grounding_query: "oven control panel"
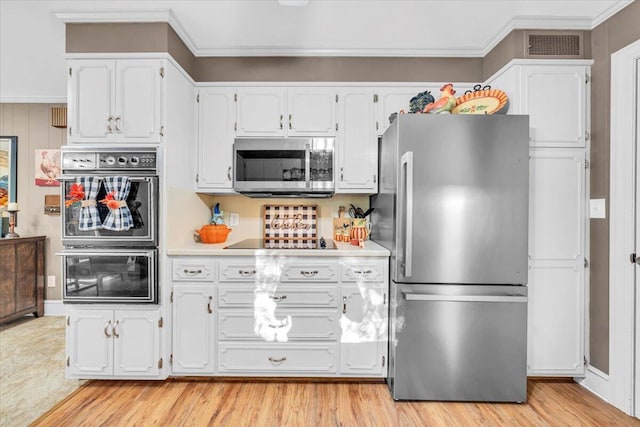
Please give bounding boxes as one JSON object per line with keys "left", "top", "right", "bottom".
{"left": 62, "top": 151, "right": 157, "bottom": 171}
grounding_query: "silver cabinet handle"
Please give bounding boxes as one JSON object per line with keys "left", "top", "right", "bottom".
{"left": 104, "top": 320, "right": 112, "bottom": 338}
{"left": 227, "top": 166, "right": 232, "bottom": 181}
{"left": 207, "top": 296, "right": 213, "bottom": 314}
{"left": 401, "top": 151, "right": 414, "bottom": 277}
{"left": 239, "top": 269, "right": 256, "bottom": 276}
{"left": 270, "top": 295, "right": 287, "bottom": 302}
{"left": 300, "top": 270, "right": 318, "bottom": 277}
{"left": 289, "top": 113, "right": 292, "bottom": 129}
{"left": 115, "top": 116, "right": 122, "bottom": 133}
{"left": 268, "top": 356, "right": 287, "bottom": 363}
{"left": 268, "top": 318, "right": 289, "bottom": 329}
{"left": 107, "top": 116, "right": 114, "bottom": 133}
{"left": 183, "top": 268, "right": 202, "bottom": 275}
{"left": 340, "top": 167, "right": 344, "bottom": 181}
{"left": 112, "top": 320, "right": 120, "bottom": 338}
{"left": 402, "top": 292, "right": 528, "bottom": 303}
{"left": 353, "top": 269, "right": 372, "bottom": 275}
{"left": 280, "top": 114, "right": 283, "bottom": 130}
{"left": 342, "top": 296, "right": 347, "bottom": 314}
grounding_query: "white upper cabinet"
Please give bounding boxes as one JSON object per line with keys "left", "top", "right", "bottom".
{"left": 336, "top": 88, "right": 378, "bottom": 193}
{"left": 521, "top": 65, "right": 589, "bottom": 147}
{"left": 236, "top": 88, "right": 286, "bottom": 137}
{"left": 376, "top": 86, "right": 436, "bottom": 136}
{"left": 287, "top": 88, "right": 337, "bottom": 136}
{"left": 68, "top": 58, "right": 164, "bottom": 144}
{"left": 236, "top": 87, "right": 337, "bottom": 137}
{"left": 197, "top": 88, "right": 236, "bottom": 192}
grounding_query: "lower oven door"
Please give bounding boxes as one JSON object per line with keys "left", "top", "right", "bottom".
{"left": 60, "top": 249, "right": 157, "bottom": 304}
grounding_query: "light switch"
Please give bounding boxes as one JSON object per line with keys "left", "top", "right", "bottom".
{"left": 229, "top": 212, "right": 240, "bottom": 226}
{"left": 47, "top": 275, "right": 56, "bottom": 288}
{"left": 590, "top": 199, "right": 606, "bottom": 219}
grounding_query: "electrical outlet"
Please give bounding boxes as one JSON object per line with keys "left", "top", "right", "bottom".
{"left": 229, "top": 213, "right": 240, "bottom": 227}
{"left": 589, "top": 199, "right": 606, "bottom": 219}
{"left": 47, "top": 275, "right": 56, "bottom": 288}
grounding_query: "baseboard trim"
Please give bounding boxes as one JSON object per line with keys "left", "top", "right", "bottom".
{"left": 44, "top": 300, "right": 65, "bottom": 316}
{"left": 576, "top": 365, "right": 610, "bottom": 402}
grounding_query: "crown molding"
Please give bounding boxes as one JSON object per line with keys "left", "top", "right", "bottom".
{"left": 53, "top": 3, "right": 635, "bottom": 59}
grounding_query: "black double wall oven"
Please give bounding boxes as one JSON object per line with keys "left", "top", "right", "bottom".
{"left": 60, "top": 147, "right": 158, "bottom": 304}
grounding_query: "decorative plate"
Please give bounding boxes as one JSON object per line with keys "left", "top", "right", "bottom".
{"left": 452, "top": 89, "right": 508, "bottom": 115}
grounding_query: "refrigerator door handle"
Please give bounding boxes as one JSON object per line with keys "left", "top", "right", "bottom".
{"left": 402, "top": 292, "right": 528, "bottom": 303}
{"left": 401, "top": 151, "right": 414, "bottom": 277}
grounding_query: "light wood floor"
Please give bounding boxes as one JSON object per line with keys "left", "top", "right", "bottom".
{"left": 32, "top": 378, "right": 639, "bottom": 427}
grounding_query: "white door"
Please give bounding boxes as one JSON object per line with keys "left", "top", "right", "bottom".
{"left": 197, "top": 88, "right": 236, "bottom": 191}
{"left": 172, "top": 286, "right": 216, "bottom": 374}
{"left": 115, "top": 59, "right": 163, "bottom": 143}
{"left": 287, "top": 88, "right": 337, "bottom": 136}
{"left": 112, "top": 310, "right": 161, "bottom": 377}
{"left": 68, "top": 59, "right": 116, "bottom": 143}
{"left": 527, "top": 149, "right": 586, "bottom": 376}
{"left": 236, "top": 87, "right": 286, "bottom": 137}
{"left": 336, "top": 88, "right": 377, "bottom": 193}
{"left": 522, "top": 65, "right": 588, "bottom": 147}
{"left": 339, "top": 285, "right": 387, "bottom": 376}
{"left": 635, "top": 57, "right": 640, "bottom": 418}
{"left": 67, "top": 309, "right": 113, "bottom": 377}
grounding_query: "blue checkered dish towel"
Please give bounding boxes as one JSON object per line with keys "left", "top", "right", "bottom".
{"left": 78, "top": 176, "right": 102, "bottom": 231}
{"left": 102, "top": 176, "right": 133, "bottom": 231}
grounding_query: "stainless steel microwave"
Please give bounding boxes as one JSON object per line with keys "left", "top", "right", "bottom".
{"left": 233, "top": 138, "right": 334, "bottom": 197}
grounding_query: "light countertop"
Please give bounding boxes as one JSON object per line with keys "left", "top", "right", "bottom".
{"left": 166, "top": 239, "right": 390, "bottom": 257}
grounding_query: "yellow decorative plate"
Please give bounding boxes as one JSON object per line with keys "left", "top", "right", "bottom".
{"left": 452, "top": 89, "right": 508, "bottom": 115}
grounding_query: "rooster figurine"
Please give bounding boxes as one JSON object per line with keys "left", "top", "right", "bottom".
{"left": 423, "top": 83, "right": 457, "bottom": 114}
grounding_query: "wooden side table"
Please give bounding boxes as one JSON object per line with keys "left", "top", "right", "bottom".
{"left": 0, "top": 236, "right": 46, "bottom": 325}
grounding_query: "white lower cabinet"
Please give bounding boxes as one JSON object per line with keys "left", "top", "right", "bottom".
{"left": 66, "top": 308, "right": 161, "bottom": 378}
{"left": 172, "top": 285, "right": 216, "bottom": 375}
{"left": 169, "top": 255, "right": 389, "bottom": 378}
{"left": 340, "top": 285, "right": 388, "bottom": 376}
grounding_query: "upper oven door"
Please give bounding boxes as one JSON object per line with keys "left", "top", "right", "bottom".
{"left": 60, "top": 175, "right": 158, "bottom": 246}
{"left": 233, "top": 138, "right": 334, "bottom": 193}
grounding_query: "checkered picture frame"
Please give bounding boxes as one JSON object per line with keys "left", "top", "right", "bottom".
{"left": 263, "top": 205, "right": 318, "bottom": 242}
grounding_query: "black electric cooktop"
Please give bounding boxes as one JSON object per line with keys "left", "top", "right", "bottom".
{"left": 224, "top": 238, "right": 337, "bottom": 250}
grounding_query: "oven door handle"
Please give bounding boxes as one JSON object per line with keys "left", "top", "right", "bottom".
{"left": 57, "top": 249, "right": 157, "bottom": 257}
{"left": 59, "top": 175, "right": 154, "bottom": 182}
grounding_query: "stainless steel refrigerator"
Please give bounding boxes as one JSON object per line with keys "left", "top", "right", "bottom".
{"left": 371, "top": 114, "right": 529, "bottom": 402}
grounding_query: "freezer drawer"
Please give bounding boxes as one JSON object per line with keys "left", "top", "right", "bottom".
{"left": 389, "top": 283, "right": 527, "bottom": 402}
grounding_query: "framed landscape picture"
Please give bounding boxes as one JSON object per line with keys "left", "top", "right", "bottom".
{"left": 0, "top": 136, "right": 17, "bottom": 209}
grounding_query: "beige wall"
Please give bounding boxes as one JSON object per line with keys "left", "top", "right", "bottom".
{"left": 588, "top": 0, "right": 640, "bottom": 373}
{"left": 0, "top": 104, "right": 66, "bottom": 300}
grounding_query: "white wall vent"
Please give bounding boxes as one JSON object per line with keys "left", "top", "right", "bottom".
{"left": 524, "top": 31, "right": 583, "bottom": 58}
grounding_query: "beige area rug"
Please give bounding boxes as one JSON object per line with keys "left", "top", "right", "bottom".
{"left": 0, "top": 316, "right": 85, "bottom": 426}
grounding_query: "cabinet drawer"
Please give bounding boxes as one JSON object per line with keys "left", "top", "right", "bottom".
{"left": 341, "top": 262, "right": 386, "bottom": 282}
{"left": 218, "top": 309, "right": 337, "bottom": 341}
{"left": 218, "top": 343, "right": 337, "bottom": 373}
{"left": 172, "top": 259, "right": 215, "bottom": 282}
{"left": 281, "top": 262, "right": 338, "bottom": 282}
{"left": 218, "top": 260, "right": 258, "bottom": 282}
{"left": 218, "top": 285, "right": 337, "bottom": 308}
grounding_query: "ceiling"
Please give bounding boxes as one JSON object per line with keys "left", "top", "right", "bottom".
{"left": 53, "top": 0, "right": 632, "bottom": 57}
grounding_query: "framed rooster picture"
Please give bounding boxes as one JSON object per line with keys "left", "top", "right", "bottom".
{"left": 35, "top": 149, "right": 61, "bottom": 186}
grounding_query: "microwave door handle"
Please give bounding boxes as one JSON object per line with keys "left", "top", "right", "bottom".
{"left": 305, "top": 143, "right": 311, "bottom": 189}
{"left": 400, "top": 151, "right": 414, "bottom": 278}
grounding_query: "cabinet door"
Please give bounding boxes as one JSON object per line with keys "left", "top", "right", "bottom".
{"left": 172, "top": 286, "right": 216, "bottom": 374}
{"left": 376, "top": 87, "right": 435, "bottom": 136}
{"left": 115, "top": 59, "right": 163, "bottom": 143}
{"left": 522, "top": 66, "right": 588, "bottom": 147}
{"left": 527, "top": 149, "right": 585, "bottom": 376}
{"left": 68, "top": 59, "right": 116, "bottom": 143}
{"left": 67, "top": 309, "right": 113, "bottom": 377}
{"left": 336, "top": 88, "right": 378, "bottom": 192}
{"left": 339, "top": 285, "right": 388, "bottom": 376}
{"left": 197, "top": 88, "right": 236, "bottom": 191}
{"left": 113, "top": 310, "right": 161, "bottom": 377}
{"left": 287, "top": 88, "right": 337, "bottom": 136}
{"left": 236, "top": 88, "right": 286, "bottom": 136}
